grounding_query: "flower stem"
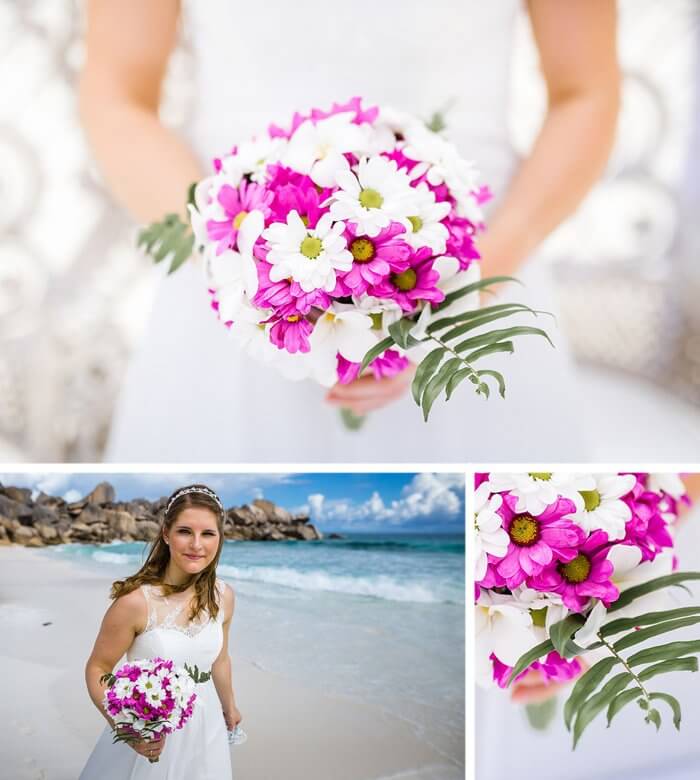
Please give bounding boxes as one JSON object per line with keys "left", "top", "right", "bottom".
{"left": 597, "top": 632, "right": 652, "bottom": 708}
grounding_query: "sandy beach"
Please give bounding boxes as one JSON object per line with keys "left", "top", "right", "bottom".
{"left": 0, "top": 545, "right": 463, "bottom": 780}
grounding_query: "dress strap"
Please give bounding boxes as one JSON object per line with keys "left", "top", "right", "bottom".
{"left": 141, "top": 584, "right": 157, "bottom": 632}
{"left": 214, "top": 578, "right": 227, "bottom": 623}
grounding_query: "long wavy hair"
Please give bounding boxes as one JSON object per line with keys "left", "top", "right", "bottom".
{"left": 110, "top": 484, "right": 226, "bottom": 622}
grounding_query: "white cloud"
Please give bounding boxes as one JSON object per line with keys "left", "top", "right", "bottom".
{"left": 305, "top": 473, "right": 463, "bottom": 529}
{"left": 308, "top": 493, "right": 325, "bottom": 516}
{"left": 63, "top": 489, "right": 83, "bottom": 503}
{"left": 0, "top": 473, "right": 73, "bottom": 498}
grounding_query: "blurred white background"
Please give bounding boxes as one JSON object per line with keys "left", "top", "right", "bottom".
{"left": 1, "top": 1, "right": 700, "bottom": 461}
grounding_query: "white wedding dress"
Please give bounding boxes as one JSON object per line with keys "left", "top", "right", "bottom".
{"left": 79, "top": 582, "right": 232, "bottom": 780}
{"left": 105, "top": 0, "right": 589, "bottom": 463}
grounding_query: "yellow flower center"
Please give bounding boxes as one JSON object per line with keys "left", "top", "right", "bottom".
{"left": 560, "top": 553, "right": 591, "bottom": 584}
{"left": 580, "top": 489, "right": 601, "bottom": 512}
{"left": 529, "top": 472, "right": 553, "bottom": 481}
{"left": 408, "top": 215, "right": 423, "bottom": 233}
{"left": 300, "top": 236, "right": 323, "bottom": 260}
{"left": 286, "top": 315, "right": 301, "bottom": 323}
{"left": 392, "top": 268, "right": 417, "bottom": 291}
{"left": 359, "top": 188, "right": 384, "bottom": 209}
{"left": 530, "top": 607, "right": 547, "bottom": 628}
{"left": 509, "top": 514, "right": 539, "bottom": 546}
{"left": 232, "top": 210, "right": 248, "bottom": 230}
{"left": 350, "top": 238, "right": 376, "bottom": 263}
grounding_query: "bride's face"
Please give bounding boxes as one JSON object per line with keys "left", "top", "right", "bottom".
{"left": 164, "top": 507, "right": 221, "bottom": 575}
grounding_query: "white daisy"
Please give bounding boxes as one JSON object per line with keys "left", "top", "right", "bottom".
{"left": 486, "top": 472, "right": 596, "bottom": 516}
{"left": 565, "top": 473, "right": 637, "bottom": 540}
{"left": 402, "top": 122, "right": 483, "bottom": 222}
{"left": 307, "top": 306, "right": 378, "bottom": 387}
{"left": 222, "top": 135, "right": 287, "bottom": 184}
{"left": 205, "top": 210, "right": 264, "bottom": 321}
{"left": 475, "top": 592, "right": 540, "bottom": 685}
{"left": 329, "top": 155, "right": 419, "bottom": 237}
{"left": 263, "top": 211, "right": 352, "bottom": 293}
{"left": 403, "top": 182, "right": 450, "bottom": 254}
{"left": 282, "top": 112, "right": 370, "bottom": 188}
{"left": 474, "top": 483, "right": 508, "bottom": 581}
{"left": 648, "top": 473, "right": 686, "bottom": 499}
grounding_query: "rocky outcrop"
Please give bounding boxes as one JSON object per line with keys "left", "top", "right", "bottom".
{"left": 0, "top": 483, "right": 322, "bottom": 547}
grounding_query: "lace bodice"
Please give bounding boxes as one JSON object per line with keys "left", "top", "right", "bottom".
{"left": 126, "top": 579, "right": 227, "bottom": 670}
{"left": 141, "top": 581, "right": 225, "bottom": 638}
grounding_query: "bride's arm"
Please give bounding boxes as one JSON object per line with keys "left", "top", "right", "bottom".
{"left": 479, "top": 0, "right": 620, "bottom": 276}
{"left": 211, "top": 584, "right": 242, "bottom": 728}
{"left": 79, "top": 0, "right": 203, "bottom": 223}
{"left": 83, "top": 589, "right": 166, "bottom": 759}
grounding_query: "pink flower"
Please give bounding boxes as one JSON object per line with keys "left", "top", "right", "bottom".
{"left": 336, "top": 349, "right": 410, "bottom": 384}
{"left": 206, "top": 180, "right": 273, "bottom": 255}
{"left": 268, "top": 111, "right": 308, "bottom": 140}
{"left": 336, "top": 222, "right": 411, "bottom": 295}
{"left": 530, "top": 529, "right": 619, "bottom": 613}
{"left": 254, "top": 261, "right": 330, "bottom": 316}
{"left": 269, "top": 314, "right": 313, "bottom": 354}
{"left": 369, "top": 248, "right": 445, "bottom": 313}
{"left": 444, "top": 214, "right": 481, "bottom": 269}
{"left": 310, "top": 96, "right": 379, "bottom": 126}
{"left": 267, "top": 98, "right": 378, "bottom": 139}
{"left": 473, "top": 185, "right": 493, "bottom": 205}
{"left": 622, "top": 474, "right": 675, "bottom": 562}
{"left": 475, "top": 473, "right": 490, "bottom": 490}
{"left": 493, "top": 494, "right": 584, "bottom": 590}
{"left": 267, "top": 170, "right": 331, "bottom": 229}
{"left": 491, "top": 651, "right": 582, "bottom": 689}
{"left": 382, "top": 147, "right": 427, "bottom": 178}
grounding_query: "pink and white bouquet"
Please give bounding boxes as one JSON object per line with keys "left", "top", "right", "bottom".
{"left": 139, "top": 98, "right": 550, "bottom": 424}
{"left": 475, "top": 472, "right": 700, "bottom": 745}
{"left": 101, "top": 657, "right": 206, "bottom": 762}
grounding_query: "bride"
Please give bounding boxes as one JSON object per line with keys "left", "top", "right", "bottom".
{"left": 79, "top": 0, "right": 619, "bottom": 463}
{"left": 80, "top": 484, "right": 241, "bottom": 778}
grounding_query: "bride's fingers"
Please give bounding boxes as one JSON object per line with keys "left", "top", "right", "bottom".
{"left": 327, "top": 386, "right": 407, "bottom": 413}
{"left": 327, "top": 372, "right": 412, "bottom": 403}
{"left": 511, "top": 681, "right": 563, "bottom": 704}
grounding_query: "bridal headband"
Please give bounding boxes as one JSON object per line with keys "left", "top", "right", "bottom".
{"left": 165, "top": 486, "right": 225, "bottom": 518}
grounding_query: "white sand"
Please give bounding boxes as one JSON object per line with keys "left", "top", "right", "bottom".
{"left": 0, "top": 546, "right": 462, "bottom": 780}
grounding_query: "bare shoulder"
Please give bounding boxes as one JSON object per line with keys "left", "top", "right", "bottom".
{"left": 108, "top": 587, "right": 148, "bottom": 633}
{"left": 218, "top": 580, "right": 235, "bottom": 622}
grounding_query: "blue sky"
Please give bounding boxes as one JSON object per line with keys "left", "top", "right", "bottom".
{"left": 0, "top": 472, "right": 465, "bottom": 533}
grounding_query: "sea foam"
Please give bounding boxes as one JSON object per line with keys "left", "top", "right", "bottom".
{"left": 217, "top": 564, "right": 445, "bottom": 603}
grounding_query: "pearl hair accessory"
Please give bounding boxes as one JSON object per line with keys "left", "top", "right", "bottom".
{"left": 166, "top": 486, "right": 225, "bottom": 518}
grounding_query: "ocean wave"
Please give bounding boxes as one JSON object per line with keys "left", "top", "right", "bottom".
{"left": 329, "top": 540, "right": 464, "bottom": 554}
{"left": 217, "top": 565, "right": 454, "bottom": 603}
{"left": 92, "top": 551, "right": 139, "bottom": 565}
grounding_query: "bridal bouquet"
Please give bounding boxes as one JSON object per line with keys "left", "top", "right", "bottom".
{"left": 139, "top": 97, "right": 550, "bottom": 424}
{"left": 101, "top": 657, "right": 208, "bottom": 762}
{"left": 475, "top": 472, "right": 700, "bottom": 746}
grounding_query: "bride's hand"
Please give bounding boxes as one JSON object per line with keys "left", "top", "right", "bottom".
{"left": 223, "top": 705, "right": 242, "bottom": 730}
{"left": 325, "top": 366, "right": 415, "bottom": 415}
{"left": 127, "top": 733, "right": 166, "bottom": 760}
{"left": 510, "top": 659, "right": 588, "bottom": 704}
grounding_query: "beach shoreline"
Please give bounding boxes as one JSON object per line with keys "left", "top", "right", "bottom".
{"left": 0, "top": 545, "right": 463, "bottom": 780}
